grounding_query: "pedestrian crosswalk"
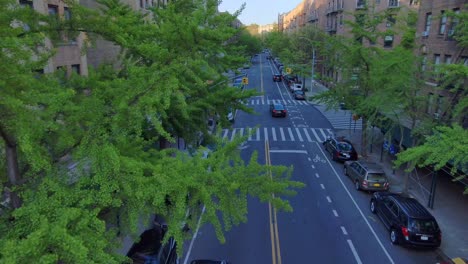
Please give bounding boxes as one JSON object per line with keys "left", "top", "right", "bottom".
{"left": 220, "top": 127, "right": 334, "bottom": 143}
{"left": 314, "top": 104, "right": 363, "bottom": 130}
{"left": 243, "top": 99, "right": 310, "bottom": 106}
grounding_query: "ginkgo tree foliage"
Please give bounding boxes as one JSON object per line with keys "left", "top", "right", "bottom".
{"left": 0, "top": 0, "right": 304, "bottom": 262}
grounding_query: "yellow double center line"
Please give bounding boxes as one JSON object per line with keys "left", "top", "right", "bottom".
{"left": 265, "top": 140, "right": 282, "bottom": 264}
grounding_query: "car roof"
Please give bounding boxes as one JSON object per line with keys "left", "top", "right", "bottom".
{"left": 388, "top": 193, "right": 436, "bottom": 219}
{"left": 356, "top": 161, "right": 384, "bottom": 173}
{"left": 272, "top": 103, "right": 284, "bottom": 108}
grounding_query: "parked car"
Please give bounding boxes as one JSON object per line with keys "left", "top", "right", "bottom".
{"left": 370, "top": 192, "right": 442, "bottom": 248}
{"left": 269, "top": 103, "right": 287, "bottom": 117}
{"left": 293, "top": 90, "right": 306, "bottom": 100}
{"left": 323, "top": 137, "right": 358, "bottom": 161}
{"left": 232, "top": 78, "right": 244, "bottom": 90}
{"left": 344, "top": 161, "right": 389, "bottom": 191}
{"left": 290, "top": 83, "right": 303, "bottom": 93}
{"left": 273, "top": 74, "right": 282, "bottom": 82}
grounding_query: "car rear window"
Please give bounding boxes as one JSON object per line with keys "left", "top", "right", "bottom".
{"left": 338, "top": 142, "right": 352, "bottom": 151}
{"left": 409, "top": 219, "right": 439, "bottom": 232}
{"left": 274, "top": 104, "right": 285, "bottom": 110}
{"left": 295, "top": 91, "right": 304, "bottom": 95}
{"left": 367, "top": 173, "right": 387, "bottom": 181}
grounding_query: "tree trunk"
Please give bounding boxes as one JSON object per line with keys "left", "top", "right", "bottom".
{"left": 0, "top": 125, "right": 22, "bottom": 209}
{"left": 361, "top": 117, "right": 368, "bottom": 158}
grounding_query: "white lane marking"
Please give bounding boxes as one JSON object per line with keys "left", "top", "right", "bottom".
{"left": 311, "top": 165, "right": 315, "bottom": 169}
{"left": 295, "top": 128, "right": 304, "bottom": 142}
{"left": 319, "top": 128, "right": 328, "bottom": 140}
{"left": 262, "top": 99, "right": 265, "bottom": 105}
{"left": 333, "top": 210, "right": 339, "bottom": 217}
{"left": 264, "top": 127, "right": 268, "bottom": 142}
{"left": 230, "top": 128, "right": 237, "bottom": 141}
{"left": 222, "top": 129, "right": 228, "bottom": 139}
{"left": 280, "top": 127, "right": 285, "bottom": 141}
{"left": 256, "top": 99, "right": 260, "bottom": 105}
{"left": 326, "top": 196, "right": 332, "bottom": 203}
{"left": 287, "top": 127, "right": 295, "bottom": 141}
{"left": 248, "top": 128, "right": 253, "bottom": 141}
{"left": 256, "top": 128, "right": 260, "bottom": 141}
{"left": 315, "top": 141, "right": 395, "bottom": 264}
{"left": 269, "top": 150, "right": 308, "bottom": 154}
{"left": 308, "top": 157, "right": 311, "bottom": 161}
{"left": 267, "top": 99, "right": 271, "bottom": 104}
{"left": 315, "top": 173, "right": 319, "bottom": 178}
{"left": 311, "top": 128, "right": 321, "bottom": 142}
{"left": 183, "top": 206, "right": 206, "bottom": 264}
{"left": 239, "top": 128, "right": 244, "bottom": 137}
{"left": 341, "top": 226, "right": 348, "bottom": 235}
{"left": 320, "top": 184, "right": 325, "bottom": 190}
{"left": 272, "top": 127, "right": 277, "bottom": 141}
{"left": 303, "top": 128, "right": 312, "bottom": 142}
{"left": 347, "top": 239, "right": 363, "bottom": 264}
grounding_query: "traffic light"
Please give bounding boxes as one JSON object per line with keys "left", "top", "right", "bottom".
{"left": 242, "top": 77, "right": 248, "bottom": 85}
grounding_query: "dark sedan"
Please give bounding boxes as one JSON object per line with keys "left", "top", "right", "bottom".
{"left": 323, "top": 137, "right": 358, "bottom": 162}
{"left": 273, "top": 74, "right": 282, "bottom": 82}
{"left": 269, "top": 103, "right": 287, "bottom": 117}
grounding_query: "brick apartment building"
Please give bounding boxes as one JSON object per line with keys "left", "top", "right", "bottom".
{"left": 19, "top": 0, "right": 89, "bottom": 76}
{"left": 279, "top": 0, "right": 467, "bottom": 128}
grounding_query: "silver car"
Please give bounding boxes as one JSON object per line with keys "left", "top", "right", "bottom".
{"left": 344, "top": 161, "right": 389, "bottom": 191}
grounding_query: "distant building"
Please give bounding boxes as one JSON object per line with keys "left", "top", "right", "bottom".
{"left": 19, "top": 0, "right": 88, "bottom": 76}
{"left": 258, "top": 24, "right": 276, "bottom": 34}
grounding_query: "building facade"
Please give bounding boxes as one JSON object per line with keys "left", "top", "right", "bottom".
{"left": 20, "top": 0, "right": 88, "bottom": 76}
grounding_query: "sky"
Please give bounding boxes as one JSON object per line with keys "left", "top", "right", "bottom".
{"left": 218, "top": 0, "right": 303, "bottom": 26}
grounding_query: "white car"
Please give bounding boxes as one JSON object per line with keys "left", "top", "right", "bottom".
{"left": 290, "top": 83, "right": 303, "bottom": 93}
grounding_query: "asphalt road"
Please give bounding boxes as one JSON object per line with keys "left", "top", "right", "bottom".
{"left": 182, "top": 53, "right": 442, "bottom": 264}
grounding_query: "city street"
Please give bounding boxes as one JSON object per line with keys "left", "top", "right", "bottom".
{"left": 183, "top": 53, "right": 442, "bottom": 264}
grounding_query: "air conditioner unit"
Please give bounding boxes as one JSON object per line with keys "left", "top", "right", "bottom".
{"left": 433, "top": 112, "right": 440, "bottom": 119}
{"left": 422, "top": 31, "right": 429, "bottom": 37}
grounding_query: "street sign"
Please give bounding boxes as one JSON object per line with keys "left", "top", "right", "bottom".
{"left": 286, "top": 67, "right": 292, "bottom": 74}
{"left": 352, "top": 114, "right": 360, "bottom": 121}
{"left": 242, "top": 77, "right": 248, "bottom": 85}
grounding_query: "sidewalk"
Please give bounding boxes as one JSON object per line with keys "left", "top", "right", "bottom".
{"left": 304, "top": 78, "right": 468, "bottom": 262}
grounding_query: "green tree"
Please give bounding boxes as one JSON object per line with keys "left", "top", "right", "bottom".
{"left": 0, "top": 0, "right": 304, "bottom": 262}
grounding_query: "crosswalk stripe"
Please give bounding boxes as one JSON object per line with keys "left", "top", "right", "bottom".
{"left": 319, "top": 128, "right": 328, "bottom": 140}
{"left": 311, "top": 128, "right": 321, "bottom": 142}
{"left": 223, "top": 129, "right": 228, "bottom": 139}
{"left": 264, "top": 128, "right": 268, "bottom": 142}
{"left": 239, "top": 128, "right": 244, "bottom": 137}
{"left": 287, "top": 127, "right": 295, "bottom": 141}
{"left": 256, "top": 128, "right": 260, "bottom": 141}
{"left": 262, "top": 99, "right": 265, "bottom": 105}
{"left": 256, "top": 99, "right": 260, "bottom": 105}
{"left": 280, "top": 127, "right": 285, "bottom": 141}
{"left": 248, "top": 128, "right": 253, "bottom": 141}
{"left": 303, "top": 128, "right": 312, "bottom": 142}
{"left": 272, "top": 127, "right": 277, "bottom": 141}
{"left": 230, "top": 128, "right": 237, "bottom": 141}
{"left": 295, "top": 128, "right": 304, "bottom": 142}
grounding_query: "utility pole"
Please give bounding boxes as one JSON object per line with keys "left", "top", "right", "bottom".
{"left": 311, "top": 49, "right": 316, "bottom": 94}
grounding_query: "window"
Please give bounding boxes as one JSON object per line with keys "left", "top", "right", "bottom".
{"left": 384, "top": 35, "right": 393, "bottom": 47}
{"left": 445, "top": 55, "right": 452, "bottom": 64}
{"left": 421, "top": 55, "right": 427, "bottom": 71}
{"left": 19, "top": 0, "right": 32, "bottom": 8}
{"left": 439, "top": 11, "right": 447, "bottom": 35}
{"left": 389, "top": 0, "right": 398, "bottom": 7}
{"left": 339, "top": 15, "right": 343, "bottom": 25}
{"left": 427, "top": 93, "right": 435, "bottom": 114}
{"left": 463, "top": 57, "right": 468, "bottom": 66}
{"left": 424, "top": 13, "right": 432, "bottom": 34}
{"left": 434, "top": 54, "right": 440, "bottom": 65}
{"left": 48, "top": 4, "right": 58, "bottom": 16}
{"left": 357, "top": 0, "right": 365, "bottom": 8}
{"left": 64, "top": 7, "right": 71, "bottom": 20}
{"left": 449, "top": 9, "right": 460, "bottom": 37}
{"left": 386, "top": 15, "right": 396, "bottom": 27}
{"left": 71, "top": 64, "right": 80, "bottom": 75}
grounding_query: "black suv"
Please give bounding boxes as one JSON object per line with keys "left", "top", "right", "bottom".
{"left": 370, "top": 192, "right": 441, "bottom": 248}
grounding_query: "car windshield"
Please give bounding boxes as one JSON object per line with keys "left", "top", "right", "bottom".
{"left": 337, "top": 142, "right": 353, "bottom": 151}
{"left": 409, "top": 219, "right": 438, "bottom": 232}
{"left": 367, "top": 173, "right": 387, "bottom": 181}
